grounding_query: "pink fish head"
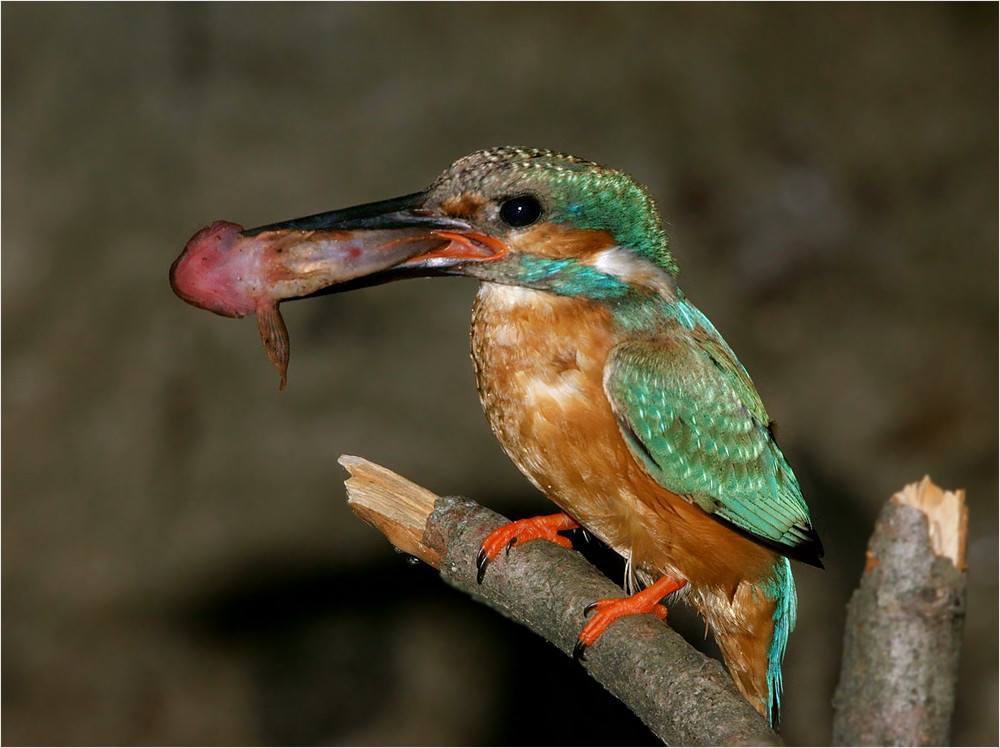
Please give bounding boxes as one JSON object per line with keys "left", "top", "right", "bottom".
{"left": 170, "top": 221, "right": 259, "bottom": 318}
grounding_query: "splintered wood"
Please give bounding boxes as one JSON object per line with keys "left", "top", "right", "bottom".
{"left": 339, "top": 454, "right": 443, "bottom": 568}
{"left": 891, "top": 475, "right": 968, "bottom": 570}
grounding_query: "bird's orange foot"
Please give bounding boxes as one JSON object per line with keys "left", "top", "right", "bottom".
{"left": 476, "top": 513, "right": 580, "bottom": 584}
{"left": 573, "top": 574, "right": 687, "bottom": 661}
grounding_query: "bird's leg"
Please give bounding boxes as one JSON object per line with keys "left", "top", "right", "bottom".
{"left": 573, "top": 574, "right": 687, "bottom": 661}
{"left": 476, "top": 513, "right": 580, "bottom": 584}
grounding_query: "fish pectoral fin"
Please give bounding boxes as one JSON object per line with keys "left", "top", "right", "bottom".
{"left": 256, "top": 302, "right": 290, "bottom": 390}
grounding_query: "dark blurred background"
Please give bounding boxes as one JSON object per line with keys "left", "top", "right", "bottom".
{"left": 3, "top": 3, "right": 997, "bottom": 745}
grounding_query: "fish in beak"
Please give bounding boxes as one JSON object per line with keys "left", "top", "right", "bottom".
{"left": 169, "top": 192, "right": 506, "bottom": 389}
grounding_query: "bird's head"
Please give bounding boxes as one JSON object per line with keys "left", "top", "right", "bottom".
{"left": 416, "top": 147, "right": 677, "bottom": 297}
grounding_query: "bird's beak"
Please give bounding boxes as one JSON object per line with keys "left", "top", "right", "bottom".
{"left": 169, "top": 191, "right": 507, "bottom": 388}
{"left": 244, "top": 189, "right": 510, "bottom": 277}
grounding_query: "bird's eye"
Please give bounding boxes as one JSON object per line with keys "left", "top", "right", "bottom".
{"left": 499, "top": 195, "right": 542, "bottom": 228}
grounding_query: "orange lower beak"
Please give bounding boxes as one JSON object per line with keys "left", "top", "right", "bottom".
{"left": 407, "top": 229, "right": 509, "bottom": 266}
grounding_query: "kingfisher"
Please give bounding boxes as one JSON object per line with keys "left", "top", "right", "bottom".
{"left": 170, "top": 146, "right": 823, "bottom": 726}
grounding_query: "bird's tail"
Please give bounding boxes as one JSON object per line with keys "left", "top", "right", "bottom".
{"left": 707, "top": 557, "right": 797, "bottom": 727}
{"left": 763, "top": 557, "right": 797, "bottom": 726}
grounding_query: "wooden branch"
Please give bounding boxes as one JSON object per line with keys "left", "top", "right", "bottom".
{"left": 832, "top": 476, "right": 968, "bottom": 746}
{"left": 340, "top": 455, "right": 781, "bottom": 747}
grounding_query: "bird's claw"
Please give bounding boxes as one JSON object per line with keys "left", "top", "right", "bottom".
{"left": 573, "top": 639, "right": 589, "bottom": 662}
{"left": 475, "top": 547, "right": 490, "bottom": 585}
{"left": 475, "top": 513, "right": 579, "bottom": 585}
{"left": 476, "top": 536, "right": 517, "bottom": 584}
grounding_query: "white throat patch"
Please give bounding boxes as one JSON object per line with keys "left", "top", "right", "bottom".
{"left": 592, "top": 247, "right": 679, "bottom": 301}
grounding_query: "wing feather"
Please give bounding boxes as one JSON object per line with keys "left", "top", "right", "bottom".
{"left": 604, "top": 335, "right": 820, "bottom": 562}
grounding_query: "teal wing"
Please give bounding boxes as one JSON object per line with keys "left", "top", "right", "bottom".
{"left": 604, "top": 334, "right": 822, "bottom": 564}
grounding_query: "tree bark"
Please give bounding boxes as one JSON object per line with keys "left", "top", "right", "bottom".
{"left": 832, "top": 476, "right": 968, "bottom": 746}
{"left": 340, "top": 455, "right": 781, "bottom": 747}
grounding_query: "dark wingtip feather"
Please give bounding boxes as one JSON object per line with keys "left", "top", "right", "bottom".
{"left": 784, "top": 525, "right": 824, "bottom": 568}
{"left": 713, "top": 514, "right": 825, "bottom": 569}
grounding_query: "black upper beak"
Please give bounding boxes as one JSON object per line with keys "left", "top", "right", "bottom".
{"left": 240, "top": 191, "right": 471, "bottom": 236}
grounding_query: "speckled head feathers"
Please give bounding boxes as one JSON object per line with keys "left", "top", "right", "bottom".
{"left": 433, "top": 146, "right": 590, "bottom": 182}
{"left": 427, "top": 147, "right": 676, "bottom": 276}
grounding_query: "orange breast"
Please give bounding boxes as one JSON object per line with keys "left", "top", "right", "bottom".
{"left": 470, "top": 282, "right": 778, "bottom": 596}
